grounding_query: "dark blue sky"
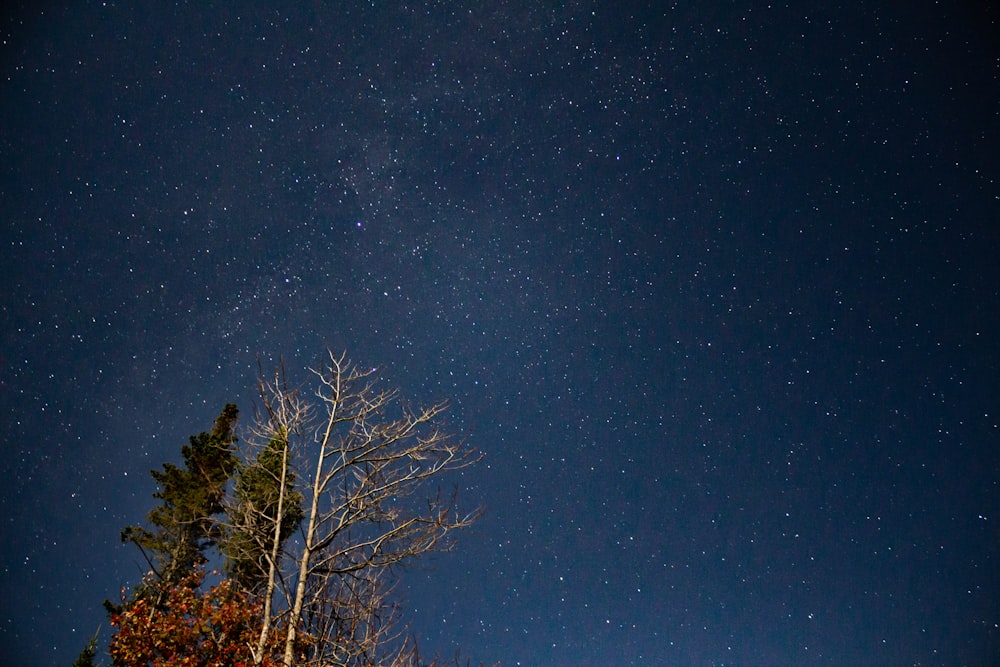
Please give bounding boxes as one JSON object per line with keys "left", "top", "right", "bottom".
{"left": 2, "top": 2, "right": 997, "bottom": 665}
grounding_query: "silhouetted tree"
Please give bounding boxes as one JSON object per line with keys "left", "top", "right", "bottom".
{"left": 120, "top": 405, "right": 240, "bottom": 598}
{"left": 71, "top": 631, "right": 100, "bottom": 667}
{"left": 103, "top": 353, "right": 484, "bottom": 667}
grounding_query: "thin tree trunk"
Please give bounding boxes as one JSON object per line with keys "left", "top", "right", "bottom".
{"left": 254, "top": 437, "right": 290, "bottom": 666}
{"left": 283, "top": 392, "right": 338, "bottom": 666}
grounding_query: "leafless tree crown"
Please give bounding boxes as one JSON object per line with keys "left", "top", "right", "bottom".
{"left": 228, "top": 351, "right": 482, "bottom": 667}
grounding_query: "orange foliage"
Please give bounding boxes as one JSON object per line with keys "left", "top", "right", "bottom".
{"left": 109, "top": 568, "right": 284, "bottom": 667}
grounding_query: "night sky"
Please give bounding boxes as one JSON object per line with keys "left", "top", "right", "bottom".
{"left": 2, "top": 2, "right": 998, "bottom": 665}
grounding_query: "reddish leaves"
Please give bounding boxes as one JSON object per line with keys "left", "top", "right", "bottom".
{"left": 109, "top": 569, "right": 284, "bottom": 667}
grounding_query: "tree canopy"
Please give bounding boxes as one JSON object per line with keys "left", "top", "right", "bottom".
{"left": 83, "top": 354, "right": 484, "bottom": 667}
{"left": 224, "top": 425, "right": 304, "bottom": 594}
{"left": 120, "top": 404, "right": 240, "bottom": 596}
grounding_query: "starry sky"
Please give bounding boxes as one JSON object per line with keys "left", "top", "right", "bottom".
{"left": 1, "top": 2, "right": 998, "bottom": 665}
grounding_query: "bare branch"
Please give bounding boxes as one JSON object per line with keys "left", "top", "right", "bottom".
{"left": 232, "top": 351, "right": 481, "bottom": 667}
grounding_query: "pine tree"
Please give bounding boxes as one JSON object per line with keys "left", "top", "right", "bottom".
{"left": 225, "top": 425, "right": 304, "bottom": 593}
{"left": 120, "top": 404, "right": 240, "bottom": 594}
{"left": 71, "top": 631, "right": 100, "bottom": 667}
{"left": 101, "top": 353, "right": 485, "bottom": 667}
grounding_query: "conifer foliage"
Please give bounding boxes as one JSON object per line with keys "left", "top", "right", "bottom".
{"left": 120, "top": 404, "right": 240, "bottom": 595}
{"left": 224, "top": 425, "right": 304, "bottom": 594}
{"left": 89, "top": 353, "right": 482, "bottom": 667}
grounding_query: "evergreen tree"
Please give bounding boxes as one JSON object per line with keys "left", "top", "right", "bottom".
{"left": 99, "top": 353, "right": 485, "bottom": 667}
{"left": 225, "top": 425, "right": 304, "bottom": 593}
{"left": 120, "top": 404, "right": 240, "bottom": 594}
{"left": 71, "top": 631, "right": 100, "bottom": 667}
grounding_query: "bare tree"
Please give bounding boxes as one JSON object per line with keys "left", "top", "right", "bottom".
{"left": 230, "top": 351, "right": 482, "bottom": 667}
{"left": 226, "top": 369, "right": 312, "bottom": 665}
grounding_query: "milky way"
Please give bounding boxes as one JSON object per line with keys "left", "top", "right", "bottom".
{"left": 2, "top": 3, "right": 997, "bottom": 665}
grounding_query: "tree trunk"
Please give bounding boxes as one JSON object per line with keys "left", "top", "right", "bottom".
{"left": 254, "top": 437, "right": 290, "bottom": 666}
{"left": 282, "top": 389, "right": 338, "bottom": 666}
